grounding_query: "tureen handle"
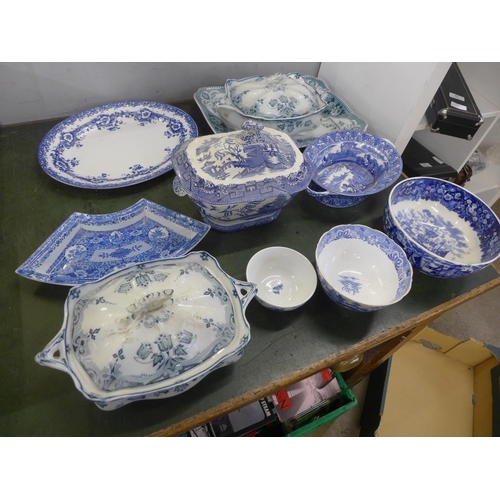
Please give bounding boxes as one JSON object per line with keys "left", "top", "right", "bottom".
{"left": 233, "top": 279, "right": 258, "bottom": 310}
{"left": 305, "top": 184, "right": 330, "bottom": 195}
{"left": 173, "top": 176, "right": 187, "bottom": 197}
{"left": 34, "top": 330, "right": 70, "bottom": 374}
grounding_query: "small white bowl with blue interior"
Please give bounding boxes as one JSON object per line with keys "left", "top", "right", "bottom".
{"left": 246, "top": 246, "right": 317, "bottom": 311}
{"left": 383, "top": 176, "right": 500, "bottom": 278}
{"left": 304, "top": 130, "right": 403, "bottom": 208}
{"left": 315, "top": 225, "right": 413, "bottom": 312}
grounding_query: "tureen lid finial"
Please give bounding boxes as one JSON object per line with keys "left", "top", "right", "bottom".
{"left": 240, "top": 120, "right": 265, "bottom": 143}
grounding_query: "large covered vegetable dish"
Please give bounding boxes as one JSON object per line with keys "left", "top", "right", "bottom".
{"left": 35, "top": 252, "right": 257, "bottom": 410}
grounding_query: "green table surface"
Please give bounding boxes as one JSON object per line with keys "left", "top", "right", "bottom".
{"left": 1, "top": 100, "right": 498, "bottom": 436}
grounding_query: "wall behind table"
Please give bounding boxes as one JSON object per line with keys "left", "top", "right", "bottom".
{"left": 0, "top": 62, "right": 321, "bottom": 126}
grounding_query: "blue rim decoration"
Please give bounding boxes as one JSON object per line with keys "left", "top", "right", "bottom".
{"left": 383, "top": 177, "right": 500, "bottom": 278}
{"left": 38, "top": 101, "right": 198, "bottom": 189}
{"left": 316, "top": 224, "right": 413, "bottom": 311}
{"left": 304, "top": 130, "right": 403, "bottom": 198}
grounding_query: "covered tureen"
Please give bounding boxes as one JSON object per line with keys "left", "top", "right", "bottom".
{"left": 215, "top": 73, "right": 329, "bottom": 137}
{"left": 170, "top": 120, "right": 313, "bottom": 232}
{"left": 35, "top": 252, "right": 257, "bottom": 410}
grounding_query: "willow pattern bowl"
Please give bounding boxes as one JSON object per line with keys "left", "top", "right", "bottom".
{"left": 383, "top": 177, "right": 500, "bottom": 278}
{"left": 304, "top": 130, "right": 402, "bottom": 208}
{"left": 316, "top": 225, "right": 413, "bottom": 312}
{"left": 35, "top": 252, "right": 257, "bottom": 410}
{"left": 246, "top": 246, "right": 317, "bottom": 311}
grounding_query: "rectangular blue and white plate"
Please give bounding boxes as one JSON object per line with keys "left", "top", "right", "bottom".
{"left": 16, "top": 199, "right": 211, "bottom": 286}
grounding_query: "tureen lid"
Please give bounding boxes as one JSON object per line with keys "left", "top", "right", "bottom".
{"left": 225, "top": 73, "right": 326, "bottom": 119}
{"left": 65, "top": 253, "right": 252, "bottom": 393}
{"left": 171, "top": 121, "right": 312, "bottom": 204}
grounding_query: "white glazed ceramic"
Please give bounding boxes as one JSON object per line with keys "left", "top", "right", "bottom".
{"left": 16, "top": 199, "right": 210, "bottom": 286}
{"left": 194, "top": 76, "right": 368, "bottom": 147}
{"left": 225, "top": 73, "right": 327, "bottom": 119}
{"left": 316, "top": 225, "right": 413, "bottom": 312}
{"left": 246, "top": 246, "right": 317, "bottom": 311}
{"left": 383, "top": 177, "right": 500, "bottom": 278}
{"left": 35, "top": 252, "right": 257, "bottom": 410}
{"left": 171, "top": 120, "right": 313, "bottom": 232}
{"left": 38, "top": 101, "right": 198, "bottom": 189}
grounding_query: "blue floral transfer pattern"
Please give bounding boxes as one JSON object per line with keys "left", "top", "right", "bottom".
{"left": 194, "top": 75, "right": 367, "bottom": 147}
{"left": 383, "top": 177, "right": 500, "bottom": 278}
{"left": 35, "top": 252, "right": 257, "bottom": 410}
{"left": 38, "top": 101, "right": 198, "bottom": 189}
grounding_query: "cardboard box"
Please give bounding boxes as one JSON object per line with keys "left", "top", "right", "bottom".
{"left": 188, "top": 398, "right": 278, "bottom": 437}
{"left": 361, "top": 327, "right": 500, "bottom": 437}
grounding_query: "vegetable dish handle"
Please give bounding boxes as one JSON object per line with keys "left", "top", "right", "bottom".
{"left": 234, "top": 279, "right": 258, "bottom": 310}
{"left": 35, "top": 330, "right": 70, "bottom": 374}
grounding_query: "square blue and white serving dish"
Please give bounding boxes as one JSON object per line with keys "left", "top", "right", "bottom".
{"left": 194, "top": 75, "right": 367, "bottom": 147}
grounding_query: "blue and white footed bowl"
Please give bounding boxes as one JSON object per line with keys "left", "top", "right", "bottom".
{"left": 35, "top": 252, "right": 257, "bottom": 410}
{"left": 304, "top": 130, "right": 402, "bottom": 208}
{"left": 383, "top": 177, "right": 500, "bottom": 278}
{"left": 316, "top": 225, "right": 413, "bottom": 312}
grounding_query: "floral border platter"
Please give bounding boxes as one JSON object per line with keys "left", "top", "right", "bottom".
{"left": 38, "top": 101, "right": 198, "bottom": 189}
{"left": 16, "top": 199, "right": 211, "bottom": 286}
{"left": 194, "top": 76, "right": 367, "bottom": 148}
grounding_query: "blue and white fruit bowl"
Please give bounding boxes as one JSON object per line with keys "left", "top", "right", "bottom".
{"left": 315, "top": 225, "right": 413, "bottom": 312}
{"left": 304, "top": 130, "right": 403, "bottom": 208}
{"left": 383, "top": 177, "right": 500, "bottom": 279}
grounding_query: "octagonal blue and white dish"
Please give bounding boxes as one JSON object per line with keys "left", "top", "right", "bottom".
{"left": 16, "top": 199, "right": 210, "bottom": 286}
{"left": 38, "top": 101, "right": 198, "bottom": 189}
{"left": 316, "top": 224, "right": 413, "bottom": 312}
{"left": 383, "top": 177, "right": 500, "bottom": 278}
{"left": 35, "top": 252, "right": 257, "bottom": 410}
{"left": 171, "top": 120, "right": 313, "bottom": 232}
{"left": 194, "top": 75, "right": 367, "bottom": 147}
{"left": 304, "top": 130, "right": 403, "bottom": 208}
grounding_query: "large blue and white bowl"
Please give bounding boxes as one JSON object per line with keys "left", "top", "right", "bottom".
{"left": 383, "top": 177, "right": 500, "bottom": 278}
{"left": 304, "top": 130, "right": 402, "bottom": 208}
{"left": 316, "top": 225, "right": 413, "bottom": 312}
